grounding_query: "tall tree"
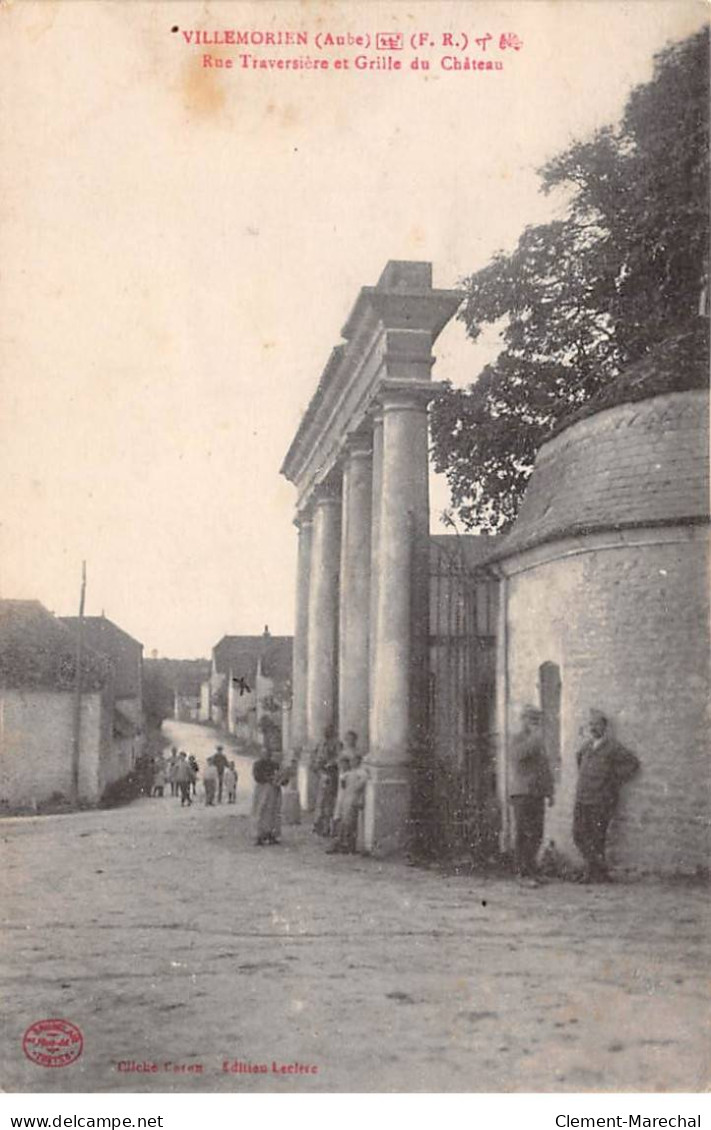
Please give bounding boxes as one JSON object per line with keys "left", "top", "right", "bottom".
{"left": 430, "top": 27, "right": 709, "bottom": 532}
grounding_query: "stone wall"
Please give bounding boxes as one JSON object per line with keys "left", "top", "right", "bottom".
{"left": 0, "top": 689, "right": 108, "bottom": 806}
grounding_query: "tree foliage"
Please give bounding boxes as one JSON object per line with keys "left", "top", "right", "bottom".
{"left": 430, "top": 27, "right": 709, "bottom": 531}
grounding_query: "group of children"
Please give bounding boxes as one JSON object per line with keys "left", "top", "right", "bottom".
{"left": 151, "top": 746, "right": 238, "bottom": 808}
{"left": 151, "top": 748, "right": 199, "bottom": 804}
{"left": 151, "top": 734, "right": 369, "bottom": 851}
{"left": 203, "top": 753, "right": 238, "bottom": 806}
{"left": 311, "top": 728, "right": 369, "bottom": 854}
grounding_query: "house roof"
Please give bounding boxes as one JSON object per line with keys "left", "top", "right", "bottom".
{"left": 260, "top": 635, "right": 293, "bottom": 683}
{"left": 213, "top": 630, "right": 292, "bottom": 685}
{"left": 478, "top": 325, "right": 710, "bottom": 566}
{"left": 143, "top": 658, "right": 211, "bottom": 695}
{"left": 62, "top": 616, "right": 143, "bottom": 653}
{"left": 485, "top": 334, "right": 709, "bottom": 564}
{"left": 0, "top": 600, "right": 110, "bottom": 691}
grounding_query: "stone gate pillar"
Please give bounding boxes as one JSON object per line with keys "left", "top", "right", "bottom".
{"left": 366, "top": 382, "right": 432, "bottom": 855}
{"left": 291, "top": 509, "right": 312, "bottom": 809}
{"left": 368, "top": 408, "right": 384, "bottom": 716}
{"left": 338, "top": 432, "right": 373, "bottom": 746}
{"left": 305, "top": 480, "right": 341, "bottom": 806}
{"left": 291, "top": 510, "right": 312, "bottom": 750}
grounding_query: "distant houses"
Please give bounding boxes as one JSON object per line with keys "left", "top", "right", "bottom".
{"left": 0, "top": 599, "right": 293, "bottom": 811}
{"left": 201, "top": 627, "right": 292, "bottom": 748}
{"left": 172, "top": 660, "right": 210, "bottom": 722}
{"left": 0, "top": 601, "right": 144, "bottom": 809}
{"left": 62, "top": 615, "right": 144, "bottom": 780}
{"left": 142, "top": 658, "right": 211, "bottom": 725}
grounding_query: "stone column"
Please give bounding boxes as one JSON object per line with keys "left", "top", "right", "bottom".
{"left": 290, "top": 510, "right": 312, "bottom": 817}
{"left": 366, "top": 382, "right": 431, "bottom": 855}
{"left": 338, "top": 432, "right": 373, "bottom": 747}
{"left": 368, "top": 408, "right": 384, "bottom": 718}
{"left": 290, "top": 511, "right": 312, "bottom": 753}
{"left": 304, "top": 480, "right": 341, "bottom": 808}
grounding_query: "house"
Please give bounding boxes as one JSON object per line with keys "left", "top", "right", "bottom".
{"left": 62, "top": 615, "right": 144, "bottom": 778}
{"left": 172, "top": 661, "right": 210, "bottom": 722}
{"left": 0, "top": 600, "right": 117, "bottom": 808}
{"left": 204, "top": 627, "right": 292, "bottom": 747}
{"left": 142, "top": 658, "right": 211, "bottom": 727}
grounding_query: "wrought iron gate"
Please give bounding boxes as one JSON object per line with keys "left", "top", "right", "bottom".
{"left": 411, "top": 536, "right": 500, "bottom": 861}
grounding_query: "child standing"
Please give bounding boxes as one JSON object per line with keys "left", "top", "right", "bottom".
{"left": 152, "top": 759, "right": 166, "bottom": 797}
{"left": 188, "top": 754, "right": 199, "bottom": 796}
{"left": 224, "top": 761, "right": 238, "bottom": 804}
{"left": 328, "top": 741, "right": 368, "bottom": 854}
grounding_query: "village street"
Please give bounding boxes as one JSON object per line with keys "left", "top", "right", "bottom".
{"left": 1, "top": 723, "right": 708, "bottom": 1095}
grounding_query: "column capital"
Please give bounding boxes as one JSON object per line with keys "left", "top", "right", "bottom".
{"left": 312, "top": 476, "right": 342, "bottom": 507}
{"left": 378, "top": 378, "right": 444, "bottom": 412}
{"left": 343, "top": 428, "right": 373, "bottom": 460}
{"left": 293, "top": 507, "right": 314, "bottom": 531}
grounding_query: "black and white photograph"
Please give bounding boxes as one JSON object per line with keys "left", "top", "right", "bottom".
{"left": 0, "top": 0, "right": 708, "bottom": 1110}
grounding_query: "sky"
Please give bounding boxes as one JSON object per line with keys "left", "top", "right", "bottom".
{"left": 0, "top": 0, "right": 705, "bottom": 657}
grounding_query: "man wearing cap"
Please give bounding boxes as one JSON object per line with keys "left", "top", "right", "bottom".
{"left": 509, "top": 705, "right": 555, "bottom": 886}
{"left": 573, "top": 710, "right": 640, "bottom": 882}
{"left": 212, "top": 745, "right": 229, "bottom": 804}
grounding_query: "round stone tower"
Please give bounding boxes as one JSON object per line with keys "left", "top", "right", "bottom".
{"left": 492, "top": 326, "right": 709, "bottom": 874}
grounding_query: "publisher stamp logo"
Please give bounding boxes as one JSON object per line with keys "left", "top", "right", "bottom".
{"left": 22, "top": 1019, "right": 84, "bottom": 1068}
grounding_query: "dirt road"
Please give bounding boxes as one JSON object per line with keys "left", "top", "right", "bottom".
{"left": 1, "top": 724, "right": 708, "bottom": 1093}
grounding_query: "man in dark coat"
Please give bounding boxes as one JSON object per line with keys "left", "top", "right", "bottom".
{"left": 508, "top": 705, "right": 555, "bottom": 886}
{"left": 212, "top": 745, "right": 229, "bottom": 804}
{"left": 573, "top": 709, "right": 640, "bottom": 882}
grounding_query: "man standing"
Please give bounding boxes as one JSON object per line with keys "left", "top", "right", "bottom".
{"left": 174, "top": 751, "right": 193, "bottom": 807}
{"left": 166, "top": 750, "right": 177, "bottom": 795}
{"left": 573, "top": 709, "right": 640, "bottom": 882}
{"left": 212, "top": 745, "right": 228, "bottom": 804}
{"left": 167, "top": 747, "right": 179, "bottom": 796}
{"left": 509, "top": 705, "right": 555, "bottom": 886}
{"left": 203, "top": 756, "right": 218, "bottom": 807}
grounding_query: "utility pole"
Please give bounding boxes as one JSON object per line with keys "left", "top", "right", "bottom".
{"left": 70, "top": 561, "right": 87, "bottom": 806}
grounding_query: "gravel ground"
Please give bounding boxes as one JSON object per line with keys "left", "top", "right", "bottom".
{"left": 1, "top": 722, "right": 708, "bottom": 1094}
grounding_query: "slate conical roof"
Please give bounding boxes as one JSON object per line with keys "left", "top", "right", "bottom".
{"left": 492, "top": 324, "right": 709, "bottom": 560}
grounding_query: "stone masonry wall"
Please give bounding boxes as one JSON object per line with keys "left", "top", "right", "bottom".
{"left": 0, "top": 690, "right": 104, "bottom": 806}
{"left": 502, "top": 528, "right": 709, "bottom": 875}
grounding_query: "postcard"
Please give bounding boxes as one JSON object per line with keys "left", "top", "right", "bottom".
{"left": 0, "top": 0, "right": 708, "bottom": 1104}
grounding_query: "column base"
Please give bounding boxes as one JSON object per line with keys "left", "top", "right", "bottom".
{"left": 363, "top": 761, "right": 410, "bottom": 856}
{"left": 297, "top": 763, "right": 319, "bottom": 812}
{"left": 282, "top": 781, "right": 301, "bottom": 825}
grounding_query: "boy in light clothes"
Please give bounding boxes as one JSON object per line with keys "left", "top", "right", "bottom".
{"left": 328, "top": 732, "right": 368, "bottom": 854}
{"left": 224, "top": 761, "right": 238, "bottom": 804}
